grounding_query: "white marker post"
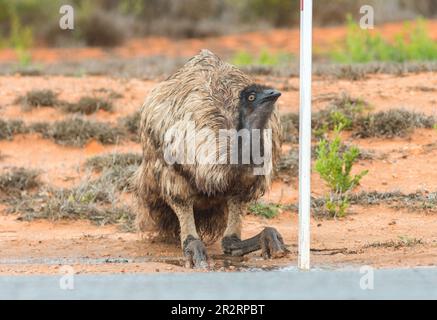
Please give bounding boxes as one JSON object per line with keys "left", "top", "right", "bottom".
{"left": 298, "top": 0, "right": 312, "bottom": 270}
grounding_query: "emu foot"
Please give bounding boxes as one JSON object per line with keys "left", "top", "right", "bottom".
{"left": 183, "top": 235, "right": 209, "bottom": 269}
{"left": 222, "top": 227, "right": 289, "bottom": 259}
{"left": 260, "top": 227, "right": 288, "bottom": 259}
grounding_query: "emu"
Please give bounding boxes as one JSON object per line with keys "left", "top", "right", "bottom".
{"left": 134, "top": 50, "right": 288, "bottom": 268}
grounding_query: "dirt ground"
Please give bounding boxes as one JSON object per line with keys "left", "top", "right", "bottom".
{"left": 0, "top": 22, "right": 436, "bottom": 275}
{"left": 1, "top": 71, "right": 436, "bottom": 275}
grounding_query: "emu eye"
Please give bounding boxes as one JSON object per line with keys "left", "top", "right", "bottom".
{"left": 248, "top": 94, "right": 256, "bottom": 102}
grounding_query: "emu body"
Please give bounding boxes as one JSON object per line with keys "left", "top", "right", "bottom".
{"left": 134, "top": 50, "right": 287, "bottom": 268}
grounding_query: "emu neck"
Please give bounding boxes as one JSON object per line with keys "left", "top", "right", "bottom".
{"left": 238, "top": 105, "right": 272, "bottom": 131}
{"left": 237, "top": 105, "right": 273, "bottom": 166}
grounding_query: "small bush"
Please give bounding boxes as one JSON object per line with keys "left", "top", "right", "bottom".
{"left": 281, "top": 97, "right": 433, "bottom": 140}
{"left": 276, "top": 148, "right": 299, "bottom": 181}
{"left": 248, "top": 202, "right": 281, "bottom": 219}
{"left": 276, "top": 144, "right": 373, "bottom": 182}
{"left": 16, "top": 89, "right": 59, "bottom": 110}
{"left": 85, "top": 153, "right": 142, "bottom": 172}
{"left": 120, "top": 111, "right": 141, "bottom": 141}
{"left": 1, "top": 118, "right": 129, "bottom": 147}
{"left": 0, "top": 119, "right": 27, "bottom": 140}
{"left": 313, "top": 93, "right": 371, "bottom": 133}
{"left": 17, "top": 91, "right": 115, "bottom": 115}
{"left": 280, "top": 113, "right": 299, "bottom": 143}
{"left": 61, "top": 97, "right": 113, "bottom": 115}
{"left": 310, "top": 190, "right": 437, "bottom": 217}
{"left": 35, "top": 118, "right": 125, "bottom": 147}
{"left": 315, "top": 125, "right": 368, "bottom": 217}
{"left": 94, "top": 88, "right": 124, "bottom": 99}
{"left": 281, "top": 93, "right": 370, "bottom": 141}
{"left": 8, "top": 187, "right": 134, "bottom": 231}
{"left": 85, "top": 152, "right": 142, "bottom": 192}
{"left": 355, "top": 109, "right": 435, "bottom": 138}
{"left": 98, "top": 165, "right": 138, "bottom": 192}
{"left": 0, "top": 167, "right": 40, "bottom": 196}
{"left": 4, "top": 169, "right": 135, "bottom": 230}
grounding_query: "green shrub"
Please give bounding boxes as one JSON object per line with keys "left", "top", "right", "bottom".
{"left": 281, "top": 93, "right": 371, "bottom": 141}
{"left": 315, "top": 124, "right": 368, "bottom": 217}
{"left": 315, "top": 93, "right": 370, "bottom": 131}
{"left": 0, "top": 2, "right": 34, "bottom": 66}
{"left": 248, "top": 202, "right": 281, "bottom": 219}
{"left": 332, "top": 17, "right": 437, "bottom": 63}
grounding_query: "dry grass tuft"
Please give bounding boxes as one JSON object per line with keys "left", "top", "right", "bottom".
{"left": 276, "top": 148, "right": 299, "bottom": 181}
{"left": 306, "top": 190, "right": 437, "bottom": 217}
{"left": 0, "top": 168, "right": 40, "bottom": 197}
{"left": 16, "top": 89, "right": 59, "bottom": 110}
{"left": 281, "top": 96, "right": 435, "bottom": 141}
{"left": 61, "top": 97, "right": 114, "bottom": 115}
{"left": 85, "top": 153, "right": 142, "bottom": 172}
{"left": 31, "top": 118, "right": 126, "bottom": 147}
{"left": 7, "top": 188, "right": 135, "bottom": 231}
{"left": 354, "top": 109, "right": 435, "bottom": 138}
{"left": 3, "top": 164, "right": 137, "bottom": 231}
{"left": 365, "top": 236, "right": 423, "bottom": 249}
{"left": 0, "top": 120, "right": 27, "bottom": 140}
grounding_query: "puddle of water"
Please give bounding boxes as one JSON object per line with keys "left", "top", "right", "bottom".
{"left": 0, "top": 256, "right": 292, "bottom": 272}
{"left": 0, "top": 256, "right": 351, "bottom": 273}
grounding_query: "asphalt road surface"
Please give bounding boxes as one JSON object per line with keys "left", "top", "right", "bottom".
{"left": 1, "top": 267, "right": 436, "bottom": 299}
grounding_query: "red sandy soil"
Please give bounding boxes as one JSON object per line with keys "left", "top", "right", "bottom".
{"left": 0, "top": 71, "right": 436, "bottom": 275}
{"left": 0, "top": 21, "right": 436, "bottom": 274}
{"left": 0, "top": 20, "right": 437, "bottom": 63}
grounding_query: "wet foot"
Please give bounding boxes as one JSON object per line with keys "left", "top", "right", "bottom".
{"left": 260, "top": 227, "right": 288, "bottom": 259}
{"left": 222, "top": 227, "right": 289, "bottom": 258}
{"left": 183, "top": 236, "right": 209, "bottom": 269}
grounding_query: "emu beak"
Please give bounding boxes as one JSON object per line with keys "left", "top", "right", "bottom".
{"left": 260, "top": 89, "right": 281, "bottom": 103}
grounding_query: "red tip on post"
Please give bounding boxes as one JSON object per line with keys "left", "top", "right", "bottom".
{"left": 301, "top": 0, "right": 304, "bottom": 11}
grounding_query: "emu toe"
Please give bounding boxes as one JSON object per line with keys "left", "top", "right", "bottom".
{"left": 183, "top": 237, "right": 209, "bottom": 269}
{"left": 260, "top": 227, "right": 289, "bottom": 259}
{"left": 222, "top": 227, "right": 289, "bottom": 258}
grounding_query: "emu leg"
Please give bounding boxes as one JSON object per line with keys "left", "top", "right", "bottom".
{"left": 169, "top": 200, "right": 209, "bottom": 269}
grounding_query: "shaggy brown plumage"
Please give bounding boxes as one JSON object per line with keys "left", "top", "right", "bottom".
{"left": 133, "top": 49, "right": 281, "bottom": 246}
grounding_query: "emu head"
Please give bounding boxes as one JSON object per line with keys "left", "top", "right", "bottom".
{"left": 238, "top": 84, "right": 281, "bottom": 130}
